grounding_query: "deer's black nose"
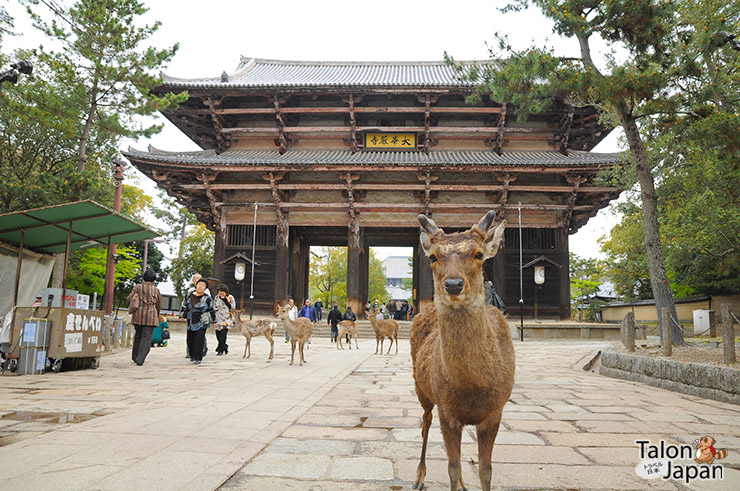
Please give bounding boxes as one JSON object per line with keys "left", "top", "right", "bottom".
{"left": 444, "top": 278, "right": 464, "bottom": 295}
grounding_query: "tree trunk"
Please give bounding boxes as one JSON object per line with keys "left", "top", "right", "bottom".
{"left": 615, "top": 101, "right": 684, "bottom": 345}
{"left": 77, "top": 80, "right": 99, "bottom": 173}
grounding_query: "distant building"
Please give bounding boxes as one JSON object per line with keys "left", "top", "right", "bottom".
{"left": 382, "top": 256, "right": 412, "bottom": 300}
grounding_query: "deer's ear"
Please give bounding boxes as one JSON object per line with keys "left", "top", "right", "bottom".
{"left": 483, "top": 220, "right": 506, "bottom": 258}
{"left": 420, "top": 232, "right": 433, "bottom": 255}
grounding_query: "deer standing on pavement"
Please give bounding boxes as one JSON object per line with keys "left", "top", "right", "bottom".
{"left": 233, "top": 310, "right": 276, "bottom": 361}
{"left": 276, "top": 304, "right": 314, "bottom": 366}
{"left": 336, "top": 320, "right": 359, "bottom": 350}
{"left": 367, "top": 310, "right": 399, "bottom": 354}
{"left": 410, "top": 211, "right": 514, "bottom": 491}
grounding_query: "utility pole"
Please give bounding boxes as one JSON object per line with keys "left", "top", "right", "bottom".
{"left": 102, "top": 160, "right": 125, "bottom": 314}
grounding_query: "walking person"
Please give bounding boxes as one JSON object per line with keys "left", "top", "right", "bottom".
{"left": 182, "top": 279, "right": 215, "bottom": 365}
{"left": 315, "top": 298, "right": 323, "bottom": 321}
{"left": 388, "top": 300, "right": 396, "bottom": 321}
{"left": 214, "top": 284, "right": 235, "bottom": 355}
{"left": 327, "top": 304, "right": 342, "bottom": 342}
{"left": 127, "top": 269, "right": 161, "bottom": 366}
{"left": 180, "top": 272, "right": 210, "bottom": 358}
{"left": 284, "top": 298, "right": 298, "bottom": 342}
{"left": 342, "top": 305, "right": 356, "bottom": 344}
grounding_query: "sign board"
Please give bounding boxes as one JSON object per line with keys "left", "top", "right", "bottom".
{"left": 364, "top": 132, "right": 416, "bottom": 150}
{"left": 76, "top": 294, "right": 90, "bottom": 310}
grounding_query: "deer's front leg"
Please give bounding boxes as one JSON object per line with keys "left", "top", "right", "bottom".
{"left": 413, "top": 401, "right": 434, "bottom": 490}
{"left": 476, "top": 414, "right": 502, "bottom": 491}
{"left": 438, "top": 407, "right": 466, "bottom": 491}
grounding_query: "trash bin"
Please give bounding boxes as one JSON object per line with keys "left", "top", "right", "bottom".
{"left": 692, "top": 309, "right": 715, "bottom": 337}
{"left": 18, "top": 318, "right": 51, "bottom": 375}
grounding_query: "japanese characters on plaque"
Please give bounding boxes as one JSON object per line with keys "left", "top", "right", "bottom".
{"left": 364, "top": 132, "right": 417, "bottom": 150}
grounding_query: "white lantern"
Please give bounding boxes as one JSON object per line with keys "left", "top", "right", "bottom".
{"left": 534, "top": 265, "right": 545, "bottom": 285}
{"left": 234, "top": 262, "right": 246, "bottom": 282}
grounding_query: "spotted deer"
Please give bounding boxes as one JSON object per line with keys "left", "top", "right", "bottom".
{"left": 276, "top": 304, "right": 314, "bottom": 366}
{"left": 233, "top": 310, "right": 276, "bottom": 361}
{"left": 410, "top": 211, "right": 514, "bottom": 491}
{"left": 336, "top": 320, "right": 359, "bottom": 350}
{"left": 367, "top": 310, "right": 399, "bottom": 354}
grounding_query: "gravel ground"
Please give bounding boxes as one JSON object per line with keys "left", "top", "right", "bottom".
{"left": 611, "top": 337, "right": 740, "bottom": 369}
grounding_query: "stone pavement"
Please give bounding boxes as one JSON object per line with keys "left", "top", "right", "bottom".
{"left": 0, "top": 332, "right": 738, "bottom": 490}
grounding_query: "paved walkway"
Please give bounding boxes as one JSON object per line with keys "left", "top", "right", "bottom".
{"left": 0, "top": 333, "right": 738, "bottom": 490}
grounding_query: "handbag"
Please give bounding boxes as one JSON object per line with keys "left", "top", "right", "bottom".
{"left": 127, "top": 291, "right": 140, "bottom": 314}
{"left": 162, "top": 328, "right": 170, "bottom": 340}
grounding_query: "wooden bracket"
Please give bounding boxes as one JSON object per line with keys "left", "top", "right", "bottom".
{"left": 273, "top": 95, "right": 289, "bottom": 154}
{"left": 559, "top": 99, "right": 574, "bottom": 156}
{"left": 204, "top": 97, "right": 228, "bottom": 153}
{"left": 495, "top": 173, "right": 515, "bottom": 221}
{"left": 422, "top": 94, "right": 431, "bottom": 152}
{"left": 561, "top": 174, "right": 585, "bottom": 230}
{"left": 349, "top": 95, "right": 359, "bottom": 152}
{"left": 198, "top": 173, "right": 221, "bottom": 230}
{"left": 418, "top": 171, "right": 438, "bottom": 216}
{"left": 492, "top": 103, "right": 507, "bottom": 155}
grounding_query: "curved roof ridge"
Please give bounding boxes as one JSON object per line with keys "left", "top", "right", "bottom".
{"left": 237, "top": 56, "right": 480, "bottom": 66}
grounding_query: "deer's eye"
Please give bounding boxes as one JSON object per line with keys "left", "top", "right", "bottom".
{"left": 474, "top": 252, "right": 484, "bottom": 260}
{"left": 429, "top": 254, "right": 438, "bottom": 263}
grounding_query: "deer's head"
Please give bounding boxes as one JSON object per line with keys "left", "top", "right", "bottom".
{"left": 419, "top": 211, "right": 506, "bottom": 308}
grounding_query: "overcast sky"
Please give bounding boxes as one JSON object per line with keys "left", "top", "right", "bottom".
{"left": 6, "top": 0, "right": 624, "bottom": 264}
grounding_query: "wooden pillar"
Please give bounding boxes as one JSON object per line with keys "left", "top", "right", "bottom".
{"left": 213, "top": 209, "right": 227, "bottom": 287}
{"left": 290, "top": 233, "right": 309, "bottom": 305}
{"left": 721, "top": 304, "right": 736, "bottom": 364}
{"left": 415, "top": 240, "right": 434, "bottom": 314}
{"left": 273, "top": 213, "right": 290, "bottom": 308}
{"left": 346, "top": 219, "right": 365, "bottom": 317}
{"left": 557, "top": 228, "right": 571, "bottom": 320}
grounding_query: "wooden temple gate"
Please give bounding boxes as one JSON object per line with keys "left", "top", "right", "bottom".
{"left": 125, "top": 58, "right": 622, "bottom": 319}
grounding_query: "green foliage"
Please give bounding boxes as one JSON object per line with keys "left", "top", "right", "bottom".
{"left": 66, "top": 244, "right": 139, "bottom": 302}
{"left": 308, "top": 247, "right": 388, "bottom": 308}
{"left": 599, "top": 204, "right": 654, "bottom": 300}
{"left": 309, "top": 247, "right": 347, "bottom": 308}
{"left": 599, "top": 0, "right": 740, "bottom": 297}
{"left": 368, "top": 252, "right": 389, "bottom": 304}
{"left": 22, "top": 0, "right": 186, "bottom": 174}
{"left": 569, "top": 253, "right": 605, "bottom": 320}
{"left": 169, "top": 224, "right": 214, "bottom": 299}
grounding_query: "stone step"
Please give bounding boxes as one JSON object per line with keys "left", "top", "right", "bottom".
{"left": 311, "top": 320, "right": 413, "bottom": 339}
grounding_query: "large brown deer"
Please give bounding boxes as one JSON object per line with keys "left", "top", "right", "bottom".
{"left": 233, "top": 310, "right": 276, "bottom": 361}
{"left": 336, "top": 320, "right": 359, "bottom": 350}
{"left": 367, "top": 310, "right": 399, "bottom": 354}
{"left": 410, "top": 211, "right": 514, "bottom": 491}
{"left": 276, "top": 304, "right": 314, "bottom": 366}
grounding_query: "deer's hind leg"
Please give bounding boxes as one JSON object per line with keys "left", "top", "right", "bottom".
{"left": 354, "top": 333, "right": 359, "bottom": 349}
{"left": 265, "top": 332, "right": 274, "bottom": 360}
{"left": 386, "top": 336, "right": 394, "bottom": 354}
{"left": 413, "top": 398, "right": 434, "bottom": 490}
{"left": 242, "top": 335, "right": 249, "bottom": 358}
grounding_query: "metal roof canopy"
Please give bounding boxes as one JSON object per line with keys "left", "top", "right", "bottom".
{"left": 0, "top": 201, "right": 158, "bottom": 318}
{"left": 0, "top": 200, "right": 158, "bottom": 254}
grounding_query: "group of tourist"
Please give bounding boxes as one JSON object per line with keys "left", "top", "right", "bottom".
{"left": 366, "top": 299, "right": 413, "bottom": 321}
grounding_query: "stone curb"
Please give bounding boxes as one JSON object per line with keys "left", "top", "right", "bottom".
{"left": 599, "top": 349, "right": 740, "bottom": 405}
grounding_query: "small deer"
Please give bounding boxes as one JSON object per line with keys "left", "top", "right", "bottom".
{"left": 411, "top": 211, "right": 514, "bottom": 491}
{"left": 276, "top": 304, "right": 314, "bottom": 366}
{"left": 336, "top": 320, "right": 359, "bottom": 350}
{"left": 367, "top": 310, "right": 399, "bottom": 354}
{"left": 233, "top": 310, "right": 276, "bottom": 361}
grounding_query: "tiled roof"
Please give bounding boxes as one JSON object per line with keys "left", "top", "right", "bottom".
{"left": 124, "top": 147, "right": 623, "bottom": 168}
{"left": 160, "top": 57, "right": 478, "bottom": 89}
